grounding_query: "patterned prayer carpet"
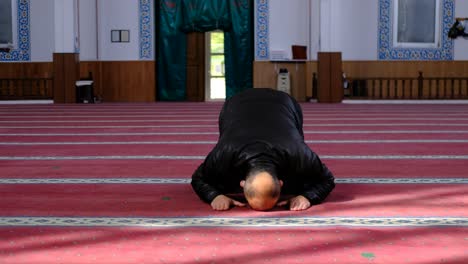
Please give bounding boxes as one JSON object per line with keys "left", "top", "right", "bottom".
{"left": 0, "top": 102, "right": 467, "bottom": 264}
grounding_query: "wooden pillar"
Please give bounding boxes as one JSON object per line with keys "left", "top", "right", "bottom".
{"left": 186, "top": 32, "right": 205, "bottom": 102}
{"left": 317, "top": 52, "right": 343, "bottom": 103}
{"left": 53, "top": 53, "right": 79, "bottom": 103}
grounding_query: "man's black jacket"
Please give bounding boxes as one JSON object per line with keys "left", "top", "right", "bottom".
{"left": 191, "top": 88, "right": 335, "bottom": 205}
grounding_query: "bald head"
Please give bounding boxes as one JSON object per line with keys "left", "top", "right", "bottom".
{"left": 242, "top": 171, "right": 281, "bottom": 211}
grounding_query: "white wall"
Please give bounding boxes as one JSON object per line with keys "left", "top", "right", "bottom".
{"left": 268, "top": 0, "right": 378, "bottom": 61}
{"left": 30, "top": 0, "right": 54, "bottom": 62}
{"left": 266, "top": 0, "right": 468, "bottom": 61}
{"left": 79, "top": 0, "right": 98, "bottom": 61}
{"left": 97, "top": 0, "right": 140, "bottom": 61}
{"left": 29, "top": 0, "right": 81, "bottom": 61}
{"left": 320, "top": 0, "right": 378, "bottom": 60}
{"left": 269, "top": 0, "right": 310, "bottom": 60}
{"left": 28, "top": 0, "right": 150, "bottom": 62}
{"left": 310, "top": 0, "right": 320, "bottom": 60}
{"left": 17, "top": 0, "right": 468, "bottom": 62}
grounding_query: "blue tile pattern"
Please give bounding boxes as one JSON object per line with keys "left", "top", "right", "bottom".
{"left": 0, "top": 0, "right": 30, "bottom": 62}
{"left": 255, "top": 0, "right": 269, "bottom": 60}
{"left": 139, "top": 0, "right": 153, "bottom": 60}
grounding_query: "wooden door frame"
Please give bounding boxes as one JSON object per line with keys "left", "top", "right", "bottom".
{"left": 186, "top": 32, "right": 206, "bottom": 101}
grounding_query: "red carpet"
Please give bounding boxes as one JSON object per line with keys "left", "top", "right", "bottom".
{"left": 0, "top": 184, "right": 466, "bottom": 217}
{"left": 0, "top": 102, "right": 467, "bottom": 264}
{"left": 0, "top": 227, "right": 466, "bottom": 264}
{"left": 2, "top": 143, "right": 468, "bottom": 156}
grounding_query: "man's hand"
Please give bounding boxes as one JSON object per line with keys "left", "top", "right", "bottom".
{"left": 211, "top": 195, "right": 246, "bottom": 211}
{"left": 277, "top": 195, "right": 311, "bottom": 211}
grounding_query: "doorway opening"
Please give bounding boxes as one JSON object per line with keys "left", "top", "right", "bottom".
{"left": 206, "top": 31, "right": 226, "bottom": 101}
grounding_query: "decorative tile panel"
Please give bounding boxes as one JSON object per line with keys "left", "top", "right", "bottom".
{"left": 0, "top": 0, "right": 30, "bottom": 62}
{"left": 139, "top": 0, "right": 153, "bottom": 60}
{"left": 255, "top": 0, "right": 269, "bottom": 60}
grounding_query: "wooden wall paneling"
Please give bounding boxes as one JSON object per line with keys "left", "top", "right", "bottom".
{"left": 130, "top": 61, "right": 155, "bottom": 102}
{"left": 253, "top": 60, "right": 468, "bottom": 101}
{"left": 0, "top": 63, "right": 17, "bottom": 78}
{"left": 147, "top": 61, "right": 157, "bottom": 101}
{"left": 342, "top": 61, "right": 468, "bottom": 99}
{"left": 98, "top": 61, "right": 155, "bottom": 102}
{"left": 137, "top": 61, "right": 155, "bottom": 102}
{"left": 253, "top": 61, "right": 277, "bottom": 89}
{"left": 253, "top": 61, "right": 307, "bottom": 102}
{"left": 99, "top": 62, "right": 118, "bottom": 102}
{"left": 117, "top": 62, "right": 129, "bottom": 101}
{"left": 343, "top": 61, "right": 468, "bottom": 78}
{"left": 0, "top": 62, "right": 53, "bottom": 100}
{"left": 3, "top": 60, "right": 466, "bottom": 102}
{"left": 25, "top": 62, "right": 54, "bottom": 78}
{"left": 0, "top": 62, "right": 52, "bottom": 78}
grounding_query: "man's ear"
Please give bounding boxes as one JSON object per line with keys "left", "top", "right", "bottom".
{"left": 240, "top": 180, "right": 245, "bottom": 188}
{"left": 279, "top": 180, "right": 284, "bottom": 187}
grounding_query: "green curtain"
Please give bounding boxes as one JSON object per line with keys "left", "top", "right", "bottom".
{"left": 181, "top": 0, "right": 231, "bottom": 32}
{"left": 157, "top": 0, "right": 187, "bottom": 101}
{"left": 157, "top": 0, "right": 253, "bottom": 101}
{"left": 224, "top": 0, "right": 253, "bottom": 98}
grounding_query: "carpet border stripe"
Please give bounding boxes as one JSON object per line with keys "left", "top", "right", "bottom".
{"left": 2, "top": 112, "right": 468, "bottom": 116}
{"left": 1, "top": 116, "right": 468, "bottom": 121}
{"left": 2, "top": 130, "right": 468, "bottom": 136}
{"left": 1, "top": 124, "right": 468, "bottom": 129}
{"left": 1, "top": 155, "right": 468, "bottom": 160}
{"left": 0, "top": 217, "right": 466, "bottom": 228}
{"left": 0, "top": 178, "right": 466, "bottom": 184}
{"left": 2, "top": 139, "right": 468, "bottom": 145}
{"left": 0, "top": 122, "right": 468, "bottom": 129}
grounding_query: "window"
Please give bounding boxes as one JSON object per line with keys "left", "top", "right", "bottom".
{"left": 0, "top": 0, "right": 17, "bottom": 49}
{"left": 393, "top": 0, "right": 441, "bottom": 48}
{"left": 379, "top": 0, "right": 453, "bottom": 60}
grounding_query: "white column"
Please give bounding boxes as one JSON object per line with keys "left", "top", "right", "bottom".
{"left": 78, "top": 0, "right": 98, "bottom": 60}
{"left": 54, "top": 0, "right": 78, "bottom": 53}
{"left": 319, "top": 0, "right": 334, "bottom": 52}
{"left": 310, "top": 0, "right": 321, "bottom": 60}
